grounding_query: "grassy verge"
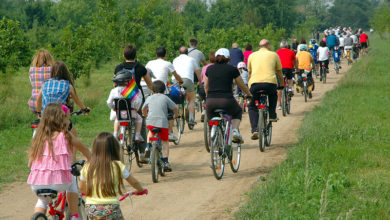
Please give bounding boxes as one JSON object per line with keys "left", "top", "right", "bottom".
{"left": 236, "top": 36, "right": 390, "bottom": 219}
{"left": 0, "top": 62, "right": 116, "bottom": 189}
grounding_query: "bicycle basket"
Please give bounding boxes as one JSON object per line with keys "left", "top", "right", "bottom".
{"left": 114, "top": 98, "right": 132, "bottom": 122}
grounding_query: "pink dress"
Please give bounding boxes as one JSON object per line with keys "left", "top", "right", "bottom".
{"left": 27, "top": 132, "right": 73, "bottom": 185}
{"left": 201, "top": 63, "right": 214, "bottom": 83}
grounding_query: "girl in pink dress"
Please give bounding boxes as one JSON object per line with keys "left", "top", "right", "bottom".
{"left": 27, "top": 103, "right": 91, "bottom": 219}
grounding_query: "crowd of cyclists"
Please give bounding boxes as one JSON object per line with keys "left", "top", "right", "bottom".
{"left": 26, "top": 27, "right": 370, "bottom": 219}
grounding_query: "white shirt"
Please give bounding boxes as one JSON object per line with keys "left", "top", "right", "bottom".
{"left": 339, "top": 37, "right": 345, "bottom": 47}
{"left": 318, "top": 47, "right": 329, "bottom": 61}
{"left": 351, "top": 35, "right": 358, "bottom": 44}
{"left": 173, "top": 54, "right": 199, "bottom": 83}
{"left": 145, "top": 58, "right": 175, "bottom": 85}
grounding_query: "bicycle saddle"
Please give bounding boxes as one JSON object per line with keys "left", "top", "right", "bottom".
{"left": 214, "top": 109, "right": 226, "bottom": 114}
{"left": 36, "top": 189, "right": 58, "bottom": 198}
{"left": 152, "top": 128, "right": 162, "bottom": 133}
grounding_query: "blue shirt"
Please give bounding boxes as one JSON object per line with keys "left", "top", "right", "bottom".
{"left": 229, "top": 48, "right": 244, "bottom": 67}
{"left": 327, "top": 35, "right": 339, "bottom": 48}
{"left": 42, "top": 78, "right": 70, "bottom": 111}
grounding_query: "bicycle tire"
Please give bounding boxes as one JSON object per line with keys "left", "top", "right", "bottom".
{"left": 286, "top": 91, "right": 291, "bottom": 114}
{"left": 158, "top": 151, "right": 165, "bottom": 177}
{"left": 150, "top": 142, "right": 159, "bottom": 183}
{"left": 258, "top": 110, "right": 266, "bottom": 152}
{"left": 173, "top": 117, "right": 182, "bottom": 145}
{"left": 281, "top": 89, "right": 287, "bottom": 117}
{"left": 322, "top": 69, "right": 327, "bottom": 84}
{"left": 123, "top": 127, "right": 133, "bottom": 172}
{"left": 266, "top": 122, "right": 272, "bottom": 146}
{"left": 178, "top": 104, "right": 185, "bottom": 134}
{"left": 210, "top": 125, "right": 225, "bottom": 180}
{"left": 335, "top": 62, "right": 339, "bottom": 74}
{"left": 229, "top": 142, "right": 241, "bottom": 173}
{"left": 203, "top": 114, "right": 210, "bottom": 152}
{"left": 30, "top": 212, "right": 47, "bottom": 220}
{"left": 303, "top": 83, "right": 308, "bottom": 103}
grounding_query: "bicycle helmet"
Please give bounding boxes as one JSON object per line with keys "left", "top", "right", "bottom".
{"left": 237, "top": 62, "right": 246, "bottom": 69}
{"left": 300, "top": 45, "right": 307, "bottom": 51}
{"left": 113, "top": 69, "right": 132, "bottom": 84}
{"left": 309, "top": 45, "right": 314, "bottom": 49}
{"left": 169, "top": 85, "right": 184, "bottom": 104}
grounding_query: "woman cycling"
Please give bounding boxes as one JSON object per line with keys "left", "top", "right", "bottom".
{"left": 28, "top": 49, "right": 54, "bottom": 115}
{"left": 204, "top": 48, "right": 251, "bottom": 144}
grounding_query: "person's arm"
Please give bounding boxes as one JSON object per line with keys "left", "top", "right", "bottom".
{"left": 69, "top": 85, "right": 87, "bottom": 110}
{"left": 202, "top": 60, "right": 207, "bottom": 66}
{"left": 70, "top": 132, "right": 91, "bottom": 160}
{"left": 143, "top": 72, "right": 153, "bottom": 90}
{"left": 204, "top": 76, "right": 209, "bottom": 95}
{"left": 276, "top": 69, "right": 284, "bottom": 87}
{"left": 172, "top": 71, "right": 183, "bottom": 84}
{"left": 235, "top": 76, "right": 251, "bottom": 97}
{"left": 195, "top": 69, "right": 202, "bottom": 86}
{"left": 310, "top": 56, "right": 315, "bottom": 68}
{"left": 78, "top": 179, "right": 86, "bottom": 195}
{"left": 173, "top": 108, "right": 178, "bottom": 118}
{"left": 125, "top": 175, "right": 144, "bottom": 193}
{"left": 36, "top": 90, "right": 42, "bottom": 114}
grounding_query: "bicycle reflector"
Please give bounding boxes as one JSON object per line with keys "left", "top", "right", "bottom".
{"left": 208, "top": 121, "right": 219, "bottom": 126}
{"left": 31, "top": 124, "right": 39, "bottom": 128}
{"left": 119, "top": 122, "right": 129, "bottom": 126}
{"left": 257, "top": 104, "right": 266, "bottom": 109}
{"left": 149, "top": 137, "right": 159, "bottom": 141}
{"left": 119, "top": 134, "right": 124, "bottom": 140}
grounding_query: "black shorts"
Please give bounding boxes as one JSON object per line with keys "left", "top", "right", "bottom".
{"left": 361, "top": 43, "right": 367, "bottom": 48}
{"left": 282, "top": 68, "right": 294, "bottom": 80}
{"left": 206, "top": 97, "right": 242, "bottom": 120}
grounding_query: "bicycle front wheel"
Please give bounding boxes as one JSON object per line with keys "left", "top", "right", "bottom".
{"left": 258, "top": 110, "right": 266, "bottom": 152}
{"left": 150, "top": 142, "right": 160, "bottom": 183}
{"left": 266, "top": 122, "right": 272, "bottom": 146}
{"left": 210, "top": 125, "right": 225, "bottom": 180}
{"left": 229, "top": 142, "right": 241, "bottom": 173}
{"left": 30, "top": 212, "right": 47, "bottom": 220}
{"left": 203, "top": 114, "right": 210, "bottom": 152}
{"left": 303, "top": 83, "right": 308, "bottom": 102}
{"left": 281, "top": 89, "right": 287, "bottom": 117}
{"left": 173, "top": 117, "right": 182, "bottom": 145}
{"left": 178, "top": 104, "right": 185, "bottom": 134}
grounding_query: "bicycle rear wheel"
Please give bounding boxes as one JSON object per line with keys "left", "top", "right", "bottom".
{"left": 281, "top": 89, "right": 287, "bottom": 117}
{"left": 303, "top": 83, "right": 308, "bottom": 102}
{"left": 286, "top": 91, "right": 291, "bottom": 114}
{"left": 203, "top": 114, "right": 210, "bottom": 152}
{"left": 30, "top": 212, "right": 47, "bottom": 220}
{"left": 258, "top": 110, "right": 266, "bottom": 152}
{"left": 178, "top": 104, "right": 185, "bottom": 133}
{"left": 150, "top": 142, "right": 160, "bottom": 183}
{"left": 266, "top": 122, "right": 272, "bottom": 146}
{"left": 210, "top": 125, "right": 225, "bottom": 180}
{"left": 229, "top": 142, "right": 241, "bottom": 173}
{"left": 173, "top": 117, "right": 182, "bottom": 145}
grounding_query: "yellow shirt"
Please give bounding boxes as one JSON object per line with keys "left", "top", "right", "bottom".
{"left": 248, "top": 48, "right": 282, "bottom": 87}
{"left": 81, "top": 161, "right": 127, "bottom": 205}
{"left": 296, "top": 51, "right": 313, "bottom": 70}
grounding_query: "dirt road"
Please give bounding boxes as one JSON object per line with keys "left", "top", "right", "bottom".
{"left": 0, "top": 63, "right": 349, "bottom": 220}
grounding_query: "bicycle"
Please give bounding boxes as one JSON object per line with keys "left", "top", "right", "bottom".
{"left": 281, "top": 75, "right": 291, "bottom": 117}
{"left": 254, "top": 91, "right": 272, "bottom": 152}
{"left": 234, "top": 91, "right": 247, "bottom": 113}
{"left": 148, "top": 128, "right": 167, "bottom": 183}
{"left": 30, "top": 161, "right": 87, "bottom": 220}
{"left": 320, "top": 62, "right": 327, "bottom": 83}
{"left": 209, "top": 109, "right": 241, "bottom": 180}
{"left": 332, "top": 47, "right": 340, "bottom": 74}
{"left": 114, "top": 99, "right": 143, "bottom": 172}
{"left": 203, "top": 104, "right": 211, "bottom": 152}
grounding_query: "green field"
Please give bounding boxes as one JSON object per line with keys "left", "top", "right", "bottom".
{"left": 236, "top": 36, "right": 390, "bottom": 219}
{"left": 0, "top": 62, "right": 117, "bottom": 188}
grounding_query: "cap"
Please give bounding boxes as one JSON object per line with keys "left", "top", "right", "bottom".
{"left": 215, "top": 48, "right": 230, "bottom": 58}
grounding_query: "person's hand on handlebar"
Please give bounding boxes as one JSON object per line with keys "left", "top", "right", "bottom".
{"left": 82, "top": 107, "right": 91, "bottom": 114}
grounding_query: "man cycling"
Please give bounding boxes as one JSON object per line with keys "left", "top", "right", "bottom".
{"left": 344, "top": 34, "right": 354, "bottom": 61}
{"left": 173, "top": 46, "right": 201, "bottom": 126}
{"left": 248, "top": 39, "right": 283, "bottom": 140}
{"left": 326, "top": 31, "right": 339, "bottom": 52}
{"left": 296, "top": 45, "right": 315, "bottom": 98}
{"left": 276, "top": 41, "right": 297, "bottom": 95}
{"left": 359, "top": 31, "right": 369, "bottom": 55}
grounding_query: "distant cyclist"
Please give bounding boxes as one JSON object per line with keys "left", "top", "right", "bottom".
{"left": 317, "top": 41, "right": 330, "bottom": 78}
{"left": 296, "top": 45, "right": 315, "bottom": 98}
{"left": 344, "top": 34, "right": 354, "bottom": 60}
{"left": 243, "top": 43, "right": 253, "bottom": 65}
{"left": 188, "top": 38, "right": 207, "bottom": 85}
{"left": 359, "top": 31, "right": 369, "bottom": 55}
{"left": 326, "top": 31, "right": 339, "bottom": 52}
{"left": 229, "top": 42, "right": 244, "bottom": 67}
{"left": 276, "top": 41, "right": 297, "bottom": 95}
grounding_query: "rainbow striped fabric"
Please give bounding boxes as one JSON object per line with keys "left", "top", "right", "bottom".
{"left": 121, "top": 79, "right": 139, "bottom": 101}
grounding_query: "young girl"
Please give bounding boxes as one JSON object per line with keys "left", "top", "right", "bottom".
{"left": 27, "top": 103, "right": 91, "bottom": 219}
{"left": 79, "top": 132, "right": 146, "bottom": 219}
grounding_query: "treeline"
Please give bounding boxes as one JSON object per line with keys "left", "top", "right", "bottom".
{"left": 0, "top": 0, "right": 384, "bottom": 78}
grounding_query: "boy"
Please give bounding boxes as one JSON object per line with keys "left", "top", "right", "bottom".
{"left": 142, "top": 80, "right": 178, "bottom": 172}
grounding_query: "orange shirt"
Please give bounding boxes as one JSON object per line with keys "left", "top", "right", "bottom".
{"left": 296, "top": 51, "right": 313, "bottom": 70}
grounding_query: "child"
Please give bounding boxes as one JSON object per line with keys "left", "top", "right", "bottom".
{"left": 79, "top": 132, "right": 146, "bottom": 219}
{"left": 107, "top": 71, "right": 144, "bottom": 142}
{"left": 142, "top": 80, "right": 178, "bottom": 172}
{"left": 27, "top": 103, "right": 91, "bottom": 220}
{"left": 237, "top": 62, "right": 248, "bottom": 86}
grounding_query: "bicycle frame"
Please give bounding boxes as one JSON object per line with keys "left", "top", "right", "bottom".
{"left": 209, "top": 114, "right": 232, "bottom": 147}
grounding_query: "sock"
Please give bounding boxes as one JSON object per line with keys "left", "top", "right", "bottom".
{"left": 113, "top": 132, "right": 118, "bottom": 138}
{"left": 161, "top": 157, "right": 168, "bottom": 163}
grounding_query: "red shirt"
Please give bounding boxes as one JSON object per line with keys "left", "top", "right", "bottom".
{"left": 359, "top": 33, "right": 368, "bottom": 43}
{"left": 243, "top": 50, "right": 253, "bottom": 65}
{"left": 276, "top": 48, "right": 296, "bottom": 69}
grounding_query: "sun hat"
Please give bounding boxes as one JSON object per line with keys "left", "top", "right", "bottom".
{"left": 215, "top": 48, "right": 230, "bottom": 58}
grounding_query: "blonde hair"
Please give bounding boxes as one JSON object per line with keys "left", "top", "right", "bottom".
{"left": 31, "top": 49, "right": 54, "bottom": 67}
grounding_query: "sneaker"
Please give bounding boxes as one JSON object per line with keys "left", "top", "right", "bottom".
{"left": 188, "top": 120, "right": 197, "bottom": 125}
{"left": 232, "top": 129, "right": 244, "bottom": 144}
{"left": 135, "top": 133, "right": 144, "bottom": 142}
{"left": 163, "top": 162, "right": 172, "bottom": 172}
{"left": 277, "top": 105, "right": 282, "bottom": 110}
{"left": 144, "top": 143, "right": 152, "bottom": 158}
{"left": 168, "top": 133, "right": 177, "bottom": 142}
{"left": 139, "top": 153, "right": 149, "bottom": 164}
{"left": 251, "top": 132, "right": 259, "bottom": 140}
{"left": 201, "top": 114, "right": 205, "bottom": 122}
{"left": 309, "top": 92, "right": 313, "bottom": 99}
{"left": 269, "top": 117, "right": 279, "bottom": 122}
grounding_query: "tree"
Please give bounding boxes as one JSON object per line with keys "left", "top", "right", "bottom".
{"left": 371, "top": 3, "right": 390, "bottom": 38}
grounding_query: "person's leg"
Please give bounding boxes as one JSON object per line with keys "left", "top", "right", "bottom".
{"left": 134, "top": 112, "right": 144, "bottom": 142}
{"left": 160, "top": 128, "right": 171, "bottom": 171}
{"left": 187, "top": 91, "right": 196, "bottom": 122}
{"left": 248, "top": 84, "right": 261, "bottom": 134}
{"left": 161, "top": 141, "right": 169, "bottom": 158}
{"left": 113, "top": 121, "right": 119, "bottom": 138}
{"left": 67, "top": 192, "right": 80, "bottom": 218}
{"left": 266, "top": 84, "right": 278, "bottom": 120}
{"left": 277, "top": 89, "right": 282, "bottom": 108}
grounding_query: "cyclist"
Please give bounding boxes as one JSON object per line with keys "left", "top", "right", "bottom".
{"left": 142, "top": 80, "right": 178, "bottom": 172}
{"left": 296, "top": 45, "right": 315, "bottom": 98}
{"left": 359, "top": 31, "right": 369, "bottom": 55}
{"left": 248, "top": 39, "right": 283, "bottom": 140}
{"left": 318, "top": 40, "right": 330, "bottom": 79}
{"left": 199, "top": 51, "right": 216, "bottom": 122}
{"left": 297, "top": 38, "right": 307, "bottom": 54}
{"left": 173, "top": 46, "right": 201, "bottom": 126}
{"left": 344, "top": 34, "right": 354, "bottom": 60}
{"left": 243, "top": 43, "right": 253, "bottom": 65}
{"left": 204, "top": 48, "right": 251, "bottom": 144}
{"left": 326, "top": 31, "right": 339, "bottom": 53}
{"left": 145, "top": 47, "right": 183, "bottom": 142}
{"left": 188, "top": 38, "right": 206, "bottom": 86}
{"left": 292, "top": 39, "right": 299, "bottom": 54}
{"left": 229, "top": 42, "right": 244, "bottom": 67}
{"left": 308, "top": 44, "right": 318, "bottom": 74}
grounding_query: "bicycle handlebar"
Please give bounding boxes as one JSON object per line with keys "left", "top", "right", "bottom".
{"left": 71, "top": 160, "right": 86, "bottom": 176}
{"left": 71, "top": 107, "right": 90, "bottom": 116}
{"left": 119, "top": 189, "right": 148, "bottom": 201}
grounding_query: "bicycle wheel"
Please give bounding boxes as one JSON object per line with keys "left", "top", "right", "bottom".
{"left": 286, "top": 91, "right": 291, "bottom": 114}
{"left": 281, "top": 89, "right": 287, "bottom": 117}
{"left": 335, "top": 62, "right": 339, "bottom": 74}
{"left": 229, "top": 142, "right": 241, "bottom": 173}
{"left": 203, "top": 114, "right": 210, "bottom": 152}
{"left": 122, "top": 127, "right": 133, "bottom": 171}
{"left": 303, "top": 83, "right": 308, "bottom": 103}
{"left": 150, "top": 142, "right": 160, "bottom": 183}
{"left": 178, "top": 104, "right": 185, "bottom": 133}
{"left": 158, "top": 151, "right": 165, "bottom": 177}
{"left": 173, "top": 117, "right": 182, "bottom": 145}
{"left": 258, "top": 110, "right": 266, "bottom": 152}
{"left": 210, "top": 125, "right": 225, "bottom": 180}
{"left": 30, "top": 212, "right": 47, "bottom": 220}
{"left": 322, "top": 69, "right": 327, "bottom": 84}
{"left": 266, "top": 122, "right": 272, "bottom": 146}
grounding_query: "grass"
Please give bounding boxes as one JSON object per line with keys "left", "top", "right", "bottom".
{"left": 0, "top": 61, "right": 117, "bottom": 189}
{"left": 236, "top": 35, "right": 390, "bottom": 219}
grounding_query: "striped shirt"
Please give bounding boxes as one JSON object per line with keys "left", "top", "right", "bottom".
{"left": 41, "top": 78, "right": 70, "bottom": 112}
{"left": 28, "top": 66, "right": 51, "bottom": 113}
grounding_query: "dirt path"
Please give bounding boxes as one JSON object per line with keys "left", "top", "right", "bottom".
{"left": 0, "top": 62, "right": 349, "bottom": 220}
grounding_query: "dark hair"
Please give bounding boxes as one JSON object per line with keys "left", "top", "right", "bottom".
{"left": 209, "top": 51, "right": 216, "bottom": 63}
{"left": 189, "top": 38, "right": 198, "bottom": 47}
{"left": 214, "top": 55, "right": 230, "bottom": 64}
{"left": 124, "top": 45, "right": 136, "bottom": 60}
{"left": 152, "top": 80, "right": 166, "bottom": 93}
{"left": 245, "top": 43, "right": 252, "bottom": 51}
{"left": 51, "top": 61, "right": 74, "bottom": 86}
{"left": 300, "top": 38, "right": 306, "bottom": 44}
{"left": 320, "top": 41, "right": 327, "bottom": 47}
{"left": 156, "top": 47, "right": 166, "bottom": 58}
